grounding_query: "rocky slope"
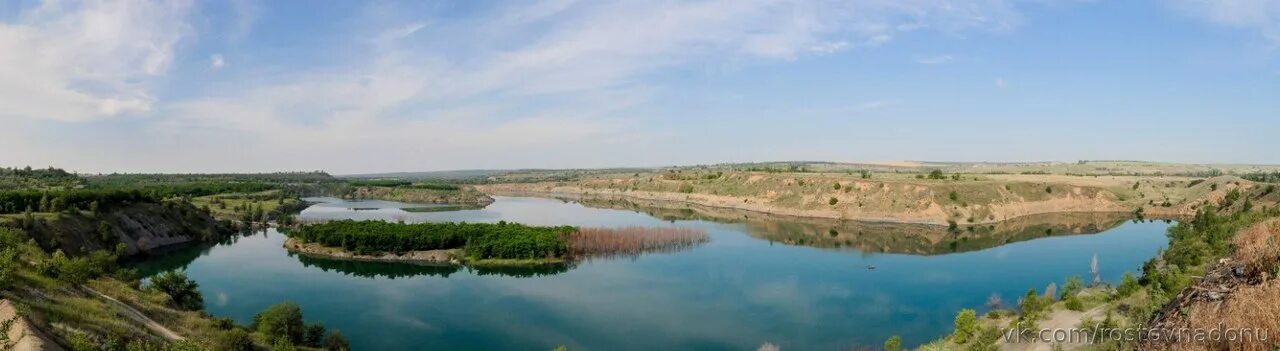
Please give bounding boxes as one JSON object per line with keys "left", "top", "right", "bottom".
{"left": 16, "top": 201, "right": 231, "bottom": 257}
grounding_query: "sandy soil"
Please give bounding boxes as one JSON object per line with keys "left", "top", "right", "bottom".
{"left": 999, "top": 306, "right": 1107, "bottom": 351}
{"left": 0, "top": 299, "right": 64, "bottom": 351}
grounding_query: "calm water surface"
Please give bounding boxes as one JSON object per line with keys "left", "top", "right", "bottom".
{"left": 138, "top": 196, "right": 1171, "bottom": 350}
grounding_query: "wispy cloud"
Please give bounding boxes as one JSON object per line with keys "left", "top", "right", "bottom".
{"left": 210, "top": 54, "right": 225, "bottom": 69}
{"left": 1169, "top": 0, "right": 1280, "bottom": 43}
{"left": 915, "top": 54, "right": 954, "bottom": 64}
{"left": 0, "top": 0, "right": 1042, "bottom": 172}
{"left": 0, "top": 0, "right": 193, "bottom": 122}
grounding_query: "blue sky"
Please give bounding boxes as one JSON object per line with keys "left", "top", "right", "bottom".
{"left": 1, "top": 0, "right": 1278, "bottom": 173}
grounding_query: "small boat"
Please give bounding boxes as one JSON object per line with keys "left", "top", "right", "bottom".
{"left": 865, "top": 265, "right": 877, "bottom": 270}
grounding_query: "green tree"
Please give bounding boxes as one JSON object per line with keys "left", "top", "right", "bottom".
{"left": 254, "top": 302, "right": 305, "bottom": 344}
{"left": 952, "top": 309, "right": 978, "bottom": 344}
{"left": 303, "top": 323, "right": 327, "bottom": 347}
{"left": 149, "top": 270, "right": 204, "bottom": 311}
{"left": 928, "top": 169, "right": 945, "bottom": 179}
{"left": 323, "top": 330, "right": 351, "bottom": 351}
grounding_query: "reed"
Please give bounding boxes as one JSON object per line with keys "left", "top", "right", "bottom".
{"left": 564, "top": 226, "right": 708, "bottom": 259}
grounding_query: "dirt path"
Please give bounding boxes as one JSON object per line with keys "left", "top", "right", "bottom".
{"left": 1000, "top": 306, "right": 1106, "bottom": 351}
{"left": 81, "top": 286, "right": 184, "bottom": 341}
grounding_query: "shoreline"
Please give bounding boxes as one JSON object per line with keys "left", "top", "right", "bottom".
{"left": 283, "top": 237, "right": 461, "bottom": 265}
{"left": 478, "top": 187, "right": 1182, "bottom": 226}
{"left": 282, "top": 237, "right": 567, "bottom": 267}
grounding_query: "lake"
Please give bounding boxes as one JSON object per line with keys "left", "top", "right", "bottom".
{"left": 137, "top": 196, "right": 1172, "bottom": 350}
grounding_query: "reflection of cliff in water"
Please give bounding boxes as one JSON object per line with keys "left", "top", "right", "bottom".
{"left": 129, "top": 232, "right": 259, "bottom": 277}
{"left": 570, "top": 196, "right": 1155, "bottom": 255}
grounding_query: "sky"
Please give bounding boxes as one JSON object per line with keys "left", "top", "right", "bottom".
{"left": 1, "top": 0, "right": 1278, "bottom": 174}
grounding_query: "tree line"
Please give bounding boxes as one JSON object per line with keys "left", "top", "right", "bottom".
{"left": 0, "top": 189, "right": 155, "bottom": 214}
{"left": 290, "top": 220, "right": 574, "bottom": 260}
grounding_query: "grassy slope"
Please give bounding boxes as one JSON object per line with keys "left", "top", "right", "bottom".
{"left": 480, "top": 169, "right": 1279, "bottom": 225}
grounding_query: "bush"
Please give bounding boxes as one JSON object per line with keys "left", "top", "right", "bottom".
{"left": 1018, "top": 288, "right": 1043, "bottom": 316}
{"left": 1061, "top": 275, "right": 1084, "bottom": 300}
{"left": 828, "top": 197, "right": 839, "bottom": 206}
{"left": 884, "top": 335, "right": 901, "bottom": 351}
{"left": 324, "top": 330, "right": 351, "bottom": 351}
{"left": 1116, "top": 272, "right": 1139, "bottom": 297}
{"left": 952, "top": 309, "right": 977, "bottom": 344}
{"left": 928, "top": 169, "right": 945, "bottom": 180}
{"left": 212, "top": 329, "right": 255, "bottom": 351}
{"left": 1064, "top": 294, "right": 1084, "bottom": 311}
{"left": 303, "top": 323, "right": 327, "bottom": 347}
{"left": 149, "top": 270, "right": 204, "bottom": 311}
{"left": 253, "top": 302, "right": 305, "bottom": 344}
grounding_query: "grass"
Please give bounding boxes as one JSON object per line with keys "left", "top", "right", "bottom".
{"left": 189, "top": 190, "right": 301, "bottom": 220}
{"left": 1232, "top": 218, "right": 1280, "bottom": 277}
{"left": 1182, "top": 280, "right": 1280, "bottom": 351}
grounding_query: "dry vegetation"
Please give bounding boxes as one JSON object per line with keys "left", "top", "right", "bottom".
{"left": 1177, "top": 280, "right": 1280, "bottom": 351}
{"left": 1232, "top": 218, "right": 1280, "bottom": 278}
{"left": 479, "top": 164, "right": 1280, "bottom": 226}
{"left": 564, "top": 226, "right": 708, "bottom": 259}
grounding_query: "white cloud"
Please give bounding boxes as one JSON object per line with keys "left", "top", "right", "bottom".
{"left": 915, "top": 54, "right": 954, "bottom": 64}
{"left": 0, "top": 0, "right": 193, "bottom": 122}
{"left": 995, "top": 77, "right": 1008, "bottom": 88}
{"left": 1170, "top": 0, "right": 1280, "bottom": 43}
{"left": 210, "top": 54, "right": 225, "bottom": 69}
{"left": 5, "top": 0, "right": 1044, "bottom": 172}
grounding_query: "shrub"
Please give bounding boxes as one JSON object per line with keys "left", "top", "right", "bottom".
{"left": 928, "top": 169, "right": 945, "bottom": 179}
{"left": 1116, "top": 272, "right": 1139, "bottom": 297}
{"left": 828, "top": 197, "right": 839, "bottom": 206}
{"left": 1018, "top": 288, "right": 1043, "bottom": 316}
{"left": 884, "top": 335, "right": 901, "bottom": 351}
{"left": 832, "top": 183, "right": 841, "bottom": 190}
{"left": 149, "top": 270, "right": 204, "bottom": 311}
{"left": 1061, "top": 275, "right": 1084, "bottom": 300}
{"left": 324, "top": 330, "right": 351, "bottom": 351}
{"left": 212, "top": 329, "right": 255, "bottom": 351}
{"left": 1064, "top": 295, "right": 1084, "bottom": 311}
{"left": 254, "top": 302, "right": 305, "bottom": 344}
{"left": 303, "top": 323, "right": 327, "bottom": 347}
{"left": 948, "top": 191, "right": 959, "bottom": 201}
{"left": 952, "top": 309, "right": 977, "bottom": 344}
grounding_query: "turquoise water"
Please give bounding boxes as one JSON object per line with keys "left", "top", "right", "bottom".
{"left": 138, "top": 196, "right": 1171, "bottom": 350}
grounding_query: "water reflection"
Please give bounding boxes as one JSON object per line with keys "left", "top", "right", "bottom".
{"left": 568, "top": 195, "right": 1146, "bottom": 255}
{"left": 132, "top": 196, "right": 1173, "bottom": 350}
{"left": 291, "top": 253, "right": 462, "bottom": 279}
